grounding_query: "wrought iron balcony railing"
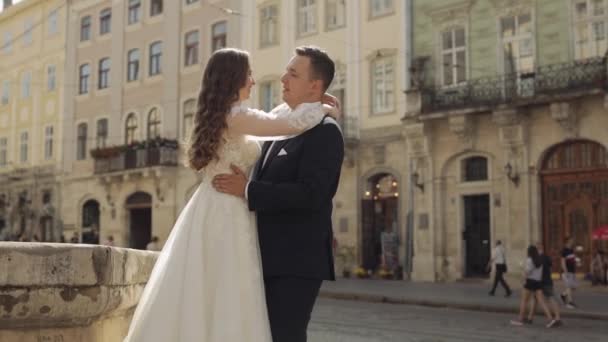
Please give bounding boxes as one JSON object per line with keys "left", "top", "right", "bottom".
{"left": 420, "top": 56, "right": 607, "bottom": 113}
{"left": 91, "top": 138, "right": 179, "bottom": 174}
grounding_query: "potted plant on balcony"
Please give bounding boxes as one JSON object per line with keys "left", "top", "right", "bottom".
{"left": 90, "top": 145, "right": 125, "bottom": 159}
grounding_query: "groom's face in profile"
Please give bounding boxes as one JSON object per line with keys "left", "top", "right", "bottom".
{"left": 281, "top": 55, "right": 322, "bottom": 109}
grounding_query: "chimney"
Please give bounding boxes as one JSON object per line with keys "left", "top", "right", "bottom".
{"left": 3, "top": 0, "right": 13, "bottom": 10}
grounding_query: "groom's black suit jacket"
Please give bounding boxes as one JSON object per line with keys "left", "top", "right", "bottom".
{"left": 248, "top": 116, "right": 344, "bottom": 281}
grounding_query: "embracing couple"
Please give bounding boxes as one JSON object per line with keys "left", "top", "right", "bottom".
{"left": 124, "top": 46, "right": 345, "bottom": 342}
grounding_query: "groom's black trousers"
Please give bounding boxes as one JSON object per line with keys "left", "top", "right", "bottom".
{"left": 264, "top": 277, "right": 322, "bottom": 342}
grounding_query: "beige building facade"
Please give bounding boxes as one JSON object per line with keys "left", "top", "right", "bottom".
{"left": 60, "top": 0, "right": 247, "bottom": 247}
{"left": 0, "top": 0, "right": 67, "bottom": 243}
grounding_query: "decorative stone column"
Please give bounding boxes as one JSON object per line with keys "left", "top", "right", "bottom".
{"left": 0, "top": 243, "right": 157, "bottom": 342}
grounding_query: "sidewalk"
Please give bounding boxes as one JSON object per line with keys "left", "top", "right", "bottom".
{"left": 320, "top": 278, "right": 608, "bottom": 321}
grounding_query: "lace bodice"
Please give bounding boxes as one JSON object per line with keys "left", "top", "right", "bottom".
{"left": 199, "top": 102, "right": 328, "bottom": 181}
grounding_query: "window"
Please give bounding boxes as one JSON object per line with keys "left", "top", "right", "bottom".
{"left": 21, "top": 72, "right": 31, "bottom": 99}
{"left": 80, "top": 16, "right": 91, "bottom": 41}
{"left": 462, "top": 157, "right": 488, "bottom": 182}
{"left": 3, "top": 32, "right": 12, "bottom": 53}
{"left": 329, "top": 63, "right": 346, "bottom": 126}
{"left": 100, "top": 8, "right": 111, "bottom": 35}
{"left": 297, "top": 0, "right": 317, "bottom": 36}
{"left": 77, "top": 123, "right": 88, "bottom": 160}
{"left": 127, "top": 49, "right": 140, "bottom": 81}
{"left": 20, "top": 131, "right": 28, "bottom": 163}
{"left": 44, "top": 126, "right": 54, "bottom": 160}
{"left": 48, "top": 10, "right": 58, "bottom": 35}
{"left": 260, "top": 5, "right": 279, "bottom": 47}
{"left": 370, "top": 0, "right": 394, "bottom": 18}
{"left": 501, "top": 12, "right": 534, "bottom": 75}
{"left": 47, "top": 65, "right": 56, "bottom": 91}
{"left": 212, "top": 21, "right": 227, "bottom": 52}
{"left": 184, "top": 30, "right": 199, "bottom": 66}
{"left": 79, "top": 64, "right": 90, "bottom": 94}
{"left": 441, "top": 27, "right": 466, "bottom": 86}
{"left": 149, "top": 42, "right": 162, "bottom": 76}
{"left": 147, "top": 108, "right": 161, "bottom": 139}
{"left": 98, "top": 58, "right": 111, "bottom": 89}
{"left": 326, "top": 0, "right": 346, "bottom": 30}
{"left": 1, "top": 81, "right": 9, "bottom": 105}
{"left": 259, "top": 81, "right": 279, "bottom": 112}
{"left": 0, "top": 138, "right": 7, "bottom": 167}
{"left": 96, "top": 119, "right": 108, "bottom": 148}
{"left": 183, "top": 99, "right": 195, "bottom": 140}
{"left": 125, "top": 113, "right": 138, "bottom": 144}
{"left": 573, "top": 0, "right": 608, "bottom": 59}
{"left": 185, "top": 0, "right": 198, "bottom": 4}
{"left": 372, "top": 56, "right": 395, "bottom": 114}
{"left": 128, "top": 0, "right": 141, "bottom": 25}
{"left": 23, "top": 19, "right": 33, "bottom": 45}
{"left": 151, "top": 0, "right": 163, "bottom": 16}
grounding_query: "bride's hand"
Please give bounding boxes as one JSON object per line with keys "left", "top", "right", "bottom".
{"left": 321, "top": 93, "right": 341, "bottom": 119}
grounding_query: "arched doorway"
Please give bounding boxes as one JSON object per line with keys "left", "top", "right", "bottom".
{"left": 81, "top": 199, "right": 100, "bottom": 244}
{"left": 361, "top": 173, "right": 400, "bottom": 275}
{"left": 541, "top": 140, "right": 608, "bottom": 272}
{"left": 126, "top": 192, "right": 152, "bottom": 250}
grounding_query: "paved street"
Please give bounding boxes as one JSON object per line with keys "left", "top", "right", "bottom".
{"left": 309, "top": 298, "right": 608, "bottom": 342}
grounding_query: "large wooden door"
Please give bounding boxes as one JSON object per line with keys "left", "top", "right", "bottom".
{"left": 464, "top": 194, "right": 491, "bottom": 278}
{"left": 541, "top": 140, "right": 608, "bottom": 272}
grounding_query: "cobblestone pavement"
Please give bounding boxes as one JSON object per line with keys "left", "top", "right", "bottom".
{"left": 309, "top": 298, "right": 608, "bottom": 342}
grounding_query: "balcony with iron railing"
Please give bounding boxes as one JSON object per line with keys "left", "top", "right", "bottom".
{"left": 91, "top": 138, "right": 179, "bottom": 174}
{"left": 419, "top": 56, "right": 607, "bottom": 115}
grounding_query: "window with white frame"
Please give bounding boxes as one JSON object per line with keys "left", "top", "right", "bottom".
{"left": 96, "top": 118, "right": 108, "bottom": 148}
{"left": 326, "top": 0, "right": 346, "bottom": 30}
{"left": 44, "top": 126, "right": 54, "bottom": 160}
{"left": 47, "top": 65, "right": 56, "bottom": 92}
{"left": 100, "top": 8, "right": 111, "bottom": 35}
{"left": 573, "top": 0, "right": 608, "bottom": 59}
{"left": 185, "top": 0, "right": 198, "bottom": 4}
{"left": 259, "top": 81, "right": 279, "bottom": 112}
{"left": 372, "top": 56, "right": 395, "bottom": 114}
{"left": 48, "top": 10, "right": 58, "bottom": 35}
{"left": 3, "top": 32, "right": 12, "bottom": 53}
{"left": 77, "top": 123, "right": 88, "bottom": 160}
{"left": 0, "top": 138, "right": 7, "bottom": 167}
{"left": 212, "top": 21, "right": 227, "bottom": 52}
{"left": 501, "top": 12, "right": 534, "bottom": 75}
{"left": 184, "top": 30, "right": 199, "bottom": 66}
{"left": 147, "top": 108, "right": 161, "bottom": 139}
{"left": 21, "top": 72, "right": 31, "bottom": 99}
{"left": 329, "top": 63, "right": 346, "bottom": 126}
{"left": 183, "top": 99, "right": 195, "bottom": 140}
{"left": 128, "top": 0, "right": 141, "bottom": 25}
{"left": 149, "top": 42, "right": 162, "bottom": 76}
{"left": 23, "top": 19, "right": 33, "bottom": 45}
{"left": 260, "top": 5, "right": 279, "bottom": 47}
{"left": 441, "top": 27, "right": 466, "bottom": 86}
{"left": 297, "top": 0, "right": 317, "bottom": 36}
{"left": 20, "top": 131, "right": 28, "bottom": 163}
{"left": 127, "top": 49, "right": 140, "bottom": 81}
{"left": 370, "top": 0, "right": 394, "bottom": 18}
{"left": 98, "top": 58, "right": 110, "bottom": 89}
{"left": 79, "top": 64, "right": 90, "bottom": 94}
{"left": 80, "top": 16, "right": 91, "bottom": 42}
{"left": 151, "top": 0, "right": 163, "bottom": 17}
{"left": 1, "top": 80, "right": 9, "bottom": 105}
{"left": 125, "top": 113, "right": 138, "bottom": 144}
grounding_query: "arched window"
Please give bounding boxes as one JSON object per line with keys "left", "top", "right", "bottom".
{"left": 462, "top": 156, "right": 488, "bottom": 182}
{"left": 125, "top": 113, "right": 138, "bottom": 144}
{"left": 147, "top": 108, "right": 161, "bottom": 139}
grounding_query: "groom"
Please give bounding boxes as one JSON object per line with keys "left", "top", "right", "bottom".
{"left": 212, "top": 46, "right": 344, "bottom": 342}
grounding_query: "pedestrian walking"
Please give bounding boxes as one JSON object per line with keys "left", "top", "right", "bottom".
{"left": 527, "top": 242, "right": 562, "bottom": 327}
{"left": 510, "top": 245, "right": 557, "bottom": 328}
{"left": 487, "top": 240, "right": 512, "bottom": 297}
{"left": 560, "top": 237, "right": 578, "bottom": 309}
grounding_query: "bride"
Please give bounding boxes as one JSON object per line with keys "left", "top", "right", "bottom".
{"left": 124, "top": 48, "right": 339, "bottom": 341}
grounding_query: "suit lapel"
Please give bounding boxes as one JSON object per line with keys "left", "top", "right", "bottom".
{"left": 259, "top": 139, "right": 290, "bottom": 177}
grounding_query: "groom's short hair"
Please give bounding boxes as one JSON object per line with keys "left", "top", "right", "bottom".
{"left": 295, "top": 46, "right": 335, "bottom": 92}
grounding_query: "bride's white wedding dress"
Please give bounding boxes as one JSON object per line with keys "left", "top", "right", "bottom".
{"left": 124, "top": 102, "right": 328, "bottom": 342}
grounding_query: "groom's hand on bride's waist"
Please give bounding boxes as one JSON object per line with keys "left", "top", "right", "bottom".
{"left": 212, "top": 164, "right": 248, "bottom": 198}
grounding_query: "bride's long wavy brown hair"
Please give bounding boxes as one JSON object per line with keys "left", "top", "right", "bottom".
{"left": 187, "top": 48, "right": 250, "bottom": 171}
